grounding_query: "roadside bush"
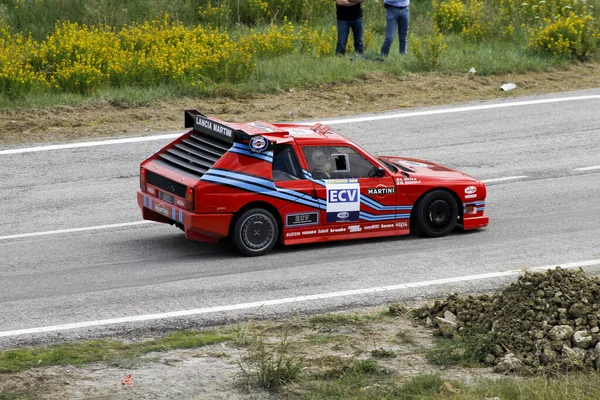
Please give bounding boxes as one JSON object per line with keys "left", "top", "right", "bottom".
{"left": 0, "top": 26, "right": 48, "bottom": 98}
{"left": 239, "top": 21, "right": 296, "bottom": 58}
{"left": 493, "top": 0, "right": 595, "bottom": 34}
{"left": 528, "top": 12, "right": 600, "bottom": 60}
{"left": 410, "top": 29, "right": 447, "bottom": 70}
{"left": 297, "top": 25, "right": 337, "bottom": 56}
{"left": 433, "top": 0, "right": 487, "bottom": 40}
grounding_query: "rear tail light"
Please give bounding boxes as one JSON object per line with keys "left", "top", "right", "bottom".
{"left": 185, "top": 187, "right": 195, "bottom": 211}
{"left": 140, "top": 167, "right": 147, "bottom": 191}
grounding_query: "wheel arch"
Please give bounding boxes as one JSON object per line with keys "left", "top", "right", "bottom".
{"left": 410, "top": 187, "right": 463, "bottom": 231}
{"left": 229, "top": 201, "right": 283, "bottom": 239}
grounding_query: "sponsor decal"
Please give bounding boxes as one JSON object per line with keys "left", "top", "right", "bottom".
{"left": 327, "top": 178, "right": 359, "bottom": 184}
{"left": 247, "top": 122, "right": 276, "bottom": 132}
{"left": 381, "top": 223, "right": 394, "bottom": 228}
{"left": 195, "top": 115, "right": 233, "bottom": 138}
{"left": 348, "top": 225, "right": 362, "bottom": 233}
{"left": 395, "top": 221, "right": 408, "bottom": 228}
{"left": 147, "top": 187, "right": 156, "bottom": 195}
{"left": 249, "top": 135, "right": 269, "bottom": 153}
{"left": 396, "top": 177, "right": 421, "bottom": 185}
{"left": 364, "top": 224, "right": 380, "bottom": 230}
{"left": 326, "top": 180, "right": 360, "bottom": 223}
{"left": 318, "top": 229, "right": 329, "bottom": 234}
{"left": 302, "top": 230, "right": 317, "bottom": 235}
{"left": 399, "top": 160, "right": 430, "bottom": 167}
{"left": 286, "top": 211, "right": 319, "bottom": 227}
{"left": 154, "top": 203, "right": 169, "bottom": 217}
{"left": 330, "top": 227, "right": 346, "bottom": 233}
{"left": 367, "top": 186, "right": 395, "bottom": 196}
{"left": 465, "top": 194, "right": 477, "bottom": 199}
{"left": 288, "top": 128, "right": 315, "bottom": 136}
{"left": 465, "top": 185, "right": 477, "bottom": 195}
{"left": 286, "top": 232, "right": 300, "bottom": 237}
{"left": 175, "top": 198, "right": 185, "bottom": 207}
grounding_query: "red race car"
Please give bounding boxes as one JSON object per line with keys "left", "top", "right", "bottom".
{"left": 138, "top": 111, "right": 489, "bottom": 256}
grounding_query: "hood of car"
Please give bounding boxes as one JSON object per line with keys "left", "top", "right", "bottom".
{"left": 379, "top": 156, "right": 479, "bottom": 182}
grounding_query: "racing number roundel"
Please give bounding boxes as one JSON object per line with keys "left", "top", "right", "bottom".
{"left": 249, "top": 135, "right": 269, "bottom": 153}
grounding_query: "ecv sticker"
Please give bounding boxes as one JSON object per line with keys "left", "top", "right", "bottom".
{"left": 326, "top": 179, "right": 360, "bottom": 223}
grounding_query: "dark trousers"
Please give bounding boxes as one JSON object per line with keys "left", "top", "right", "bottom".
{"left": 336, "top": 18, "right": 364, "bottom": 55}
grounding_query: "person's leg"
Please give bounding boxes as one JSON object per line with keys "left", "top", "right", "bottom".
{"left": 336, "top": 20, "right": 351, "bottom": 55}
{"left": 398, "top": 8, "right": 410, "bottom": 54}
{"left": 380, "top": 9, "right": 397, "bottom": 56}
{"left": 351, "top": 18, "right": 364, "bottom": 55}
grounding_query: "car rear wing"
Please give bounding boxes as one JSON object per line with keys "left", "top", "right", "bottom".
{"left": 184, "top": 110, "right": 273, "bottom": 153}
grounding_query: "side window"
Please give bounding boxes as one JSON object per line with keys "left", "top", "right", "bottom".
{"left": 303, "top": 146, "right": 376, "bottom": 179}
{"left": 272, "top": 144, "right": 303, "bottom": 181}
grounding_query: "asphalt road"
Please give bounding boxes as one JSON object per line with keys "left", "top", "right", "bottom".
{"left": 1, "top": 89, "right": 599, "bottom": 347}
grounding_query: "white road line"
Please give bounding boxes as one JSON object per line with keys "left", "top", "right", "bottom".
{"left": 481, "top": 175, "right": 528, "bottom": 183}
{"left": 0, "top": 133, "right": 183, "bottom": 155}
{"left": 1, "top": 259, "right": 599, "bottom": 338}
{"left": 574, "top": 165, "right": 600, "bottom": 171}
{"left": 2, "top": 94, "right": 600, "bottom": 155}
{"left": 0, "top": 221, "right": 154, "bottom": 241}
{"left": 318, "top": 94, "right": 600, "bottom": 125}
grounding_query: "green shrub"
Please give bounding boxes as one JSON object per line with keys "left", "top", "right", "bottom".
{"left": 528, "top": 12, "right": 600, "bottom": 60}
{"left": 410, "top": 29, "right": 447, "bottom": 70}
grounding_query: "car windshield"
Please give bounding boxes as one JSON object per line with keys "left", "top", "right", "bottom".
{"left": 378, "top": 157, "right": 398, "bottom": 173}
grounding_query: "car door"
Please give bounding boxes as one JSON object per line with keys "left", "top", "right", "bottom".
{"left": 301, "top": 145, "right": 398, "bottom": 235}
{"left": 271, "top": 143, "right": 323, "bottom": 238}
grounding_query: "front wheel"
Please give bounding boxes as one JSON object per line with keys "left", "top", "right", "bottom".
{"left": 232, "top": 208, "right": 279, "bottom": 256}
{"left": 414, "top": 190, "right": 458, "bottom": 238}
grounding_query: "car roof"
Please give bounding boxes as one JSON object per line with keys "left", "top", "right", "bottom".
{"left": 229, "top": 120, "right": 350, "bottom": 145}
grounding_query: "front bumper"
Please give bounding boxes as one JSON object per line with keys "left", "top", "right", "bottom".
{"left": 137, "top": 191, "right": 233, "bottom": 243}
{"left": 462, "top": 215, "right": 489, "bottom": 230}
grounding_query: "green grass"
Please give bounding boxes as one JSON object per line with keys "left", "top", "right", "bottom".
{"left": 300, "top": 372, "right": 600, "bottom": 399}
{"left": 0, "top": 329, "right": 233, "bottom": 373}
{"left": 426, "top": 334, "right": 495, "bottom": 368}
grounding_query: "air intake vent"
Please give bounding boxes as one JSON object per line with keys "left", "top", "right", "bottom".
{"left": 155, "top": 132, "right": 232, "bottom": 179}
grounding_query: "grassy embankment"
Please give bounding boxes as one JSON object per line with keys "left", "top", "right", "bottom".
{"left": 1, "top": 0, "right": 599, "bottom": 109}
{"left": 1, "top": 308, "right": 600, "bottom": 399}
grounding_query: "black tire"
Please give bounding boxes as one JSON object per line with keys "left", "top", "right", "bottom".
{"left": 414, "top": 190, "right": 458, "bottom": 238}
{"left": 232, "top": 208, "right": 279, "bottom": 256}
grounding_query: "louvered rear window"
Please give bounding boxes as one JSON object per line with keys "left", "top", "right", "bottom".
{"left": 154, "top": 132, "right": 232, "bottom": 179}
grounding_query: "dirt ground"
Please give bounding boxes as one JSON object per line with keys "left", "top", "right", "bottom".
{"left": 0, "top": 307, "right": 499, "bottom": 400}
{"left": 1, "top": 63, "right": 600, "bottom": 147}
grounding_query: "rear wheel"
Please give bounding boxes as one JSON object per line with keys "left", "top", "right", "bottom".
{"left": 414, "top": 190, "right": 458, "bottom": 237}
{"left": 232, "top": 208, "right": 279, "bottom": 256}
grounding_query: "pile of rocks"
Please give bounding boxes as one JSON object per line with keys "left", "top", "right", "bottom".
{"left": 413, "top": 267, "right": 600, "bottom": 374}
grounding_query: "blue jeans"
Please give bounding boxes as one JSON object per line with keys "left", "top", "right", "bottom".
{"left": 336, "top": 18, "right": 364, "bottom": 55}
{"left": 380, "top": 7, "right": 409, "bottom": 55}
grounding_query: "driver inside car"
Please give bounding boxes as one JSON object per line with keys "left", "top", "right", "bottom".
{"left": 310, "top": 148, "right": 333, "bottom": 179}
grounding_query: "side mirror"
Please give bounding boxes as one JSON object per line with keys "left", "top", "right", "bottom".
{"left": 375, "top": 166, "right": 386, "bottom": 177}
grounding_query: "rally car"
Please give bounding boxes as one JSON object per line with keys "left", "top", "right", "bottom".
{"left": 138, "top": 111, "right": 489, "bottom": 256}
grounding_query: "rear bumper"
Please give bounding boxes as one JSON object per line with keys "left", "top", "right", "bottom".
{"left": 462, "top": 215, "right": 489, "bottom": 230}
{"left": 137, "top": 191, "right": 233, "bottom": 243}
